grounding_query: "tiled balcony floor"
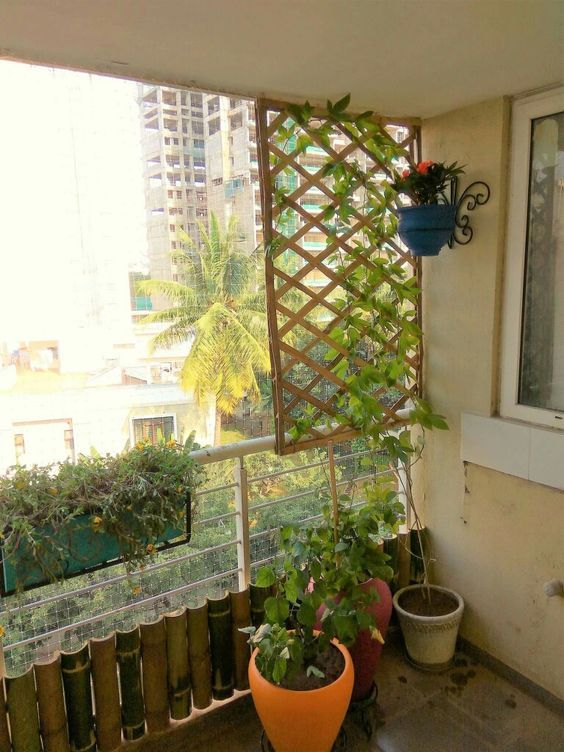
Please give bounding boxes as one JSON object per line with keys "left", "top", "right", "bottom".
{"left": 145, "top": 633, "right": 564, "bottom": 752}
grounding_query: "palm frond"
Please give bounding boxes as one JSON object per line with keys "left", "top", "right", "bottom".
{"left": 141, "top": 211, "right": 271, "bottom": 418}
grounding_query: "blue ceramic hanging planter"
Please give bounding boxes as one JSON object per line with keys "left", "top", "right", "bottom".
{"left": 396, "top": 204, "right": 456, "bottom": 257}
{"left": 392, "top": 160, "right": 491, "bottom": 257}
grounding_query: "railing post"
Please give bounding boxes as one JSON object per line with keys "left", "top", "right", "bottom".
{"left": 234, "top": 457, "right": 251, "bottom": 590}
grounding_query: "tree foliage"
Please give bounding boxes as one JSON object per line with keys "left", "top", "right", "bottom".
{"left": 138, "top": 213, "right": 270, "bottom": 421}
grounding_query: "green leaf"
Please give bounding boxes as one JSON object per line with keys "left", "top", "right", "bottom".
{"left": 284, "top": 575, "right": 299, "bottom": 604}
{"left": 255, "top": 566, "right": 276, "bottom": 588}
{"left": 333, "top": 94, "right": 351, "bottom": 113}
{"left": 296, "top": 600, "right": 317, "bottom": 627}
{"left": 296, "top": 134, "right": 313, "bottom": 153}
{"left": 264, "top": 596, "right": 290, "bottom": 624}
{"left": 332, "top": 359, "right": 348, "bottom": 379}
{"left": 306, "top": 664, "right": 325, "bottom": 679}
{"left": 238, "top": 626, "right": 256, "bottom": 635}
{"left": 272, "top": 656, "right": 287, "bottom": 683}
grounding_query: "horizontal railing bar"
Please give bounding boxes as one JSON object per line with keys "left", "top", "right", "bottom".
{"left": 195, "top": 510, "right": 238, "bottom": 525}
{"left": 4, "top": 567, "right": 241, "bottom": 652}
{"left": 253, "top": 486, "right": 327, "bottom": 508}
{"left": 297, "top": 498, "right": 367, "bottom": 528}
{"left": 247, "top": 449, "right": 372, "bottom": 484}
{"left": 194, "top": 481, "right": 238, "bottom": 496}
{"left": 249, "top": 497, "right": 369, "bottom": 539}
{"left": 248, "top": 458, "right": 328, "bottom": 483}
{"left": 250, "top": 555, "right": 277, "bottom": 569}
{"left": 250, "top": 470, "right": 386, "bottom": 510}
{"left": 191, "top": 434, "right": 276, "bottom": 464}
{"left": 190, "top": 410, "right": 410, "bottom": 465}
{"left": 2, "top": 539, "right": 240, "bottom": 614}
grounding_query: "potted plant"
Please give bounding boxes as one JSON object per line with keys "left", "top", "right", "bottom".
{"left": 390, "top": 440, "right": 465, "bottom": 671}
{"left": 391, "top": 160, "right": 465, "bottom": 256}
{"left": 0, "top": 437, "right": 203, "bottom": 594}
{"left": 243, "top": 564, "right": 354, "bottom": 752}
{"left": 277, "top": 494, "right": 401, "bottom": 702}
{"left": 393, "top": 583, "right": 464, "bottom": 671}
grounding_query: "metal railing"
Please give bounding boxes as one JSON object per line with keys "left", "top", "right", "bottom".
{"left": 0, "top": 427, "right": 405, "bottom": 673}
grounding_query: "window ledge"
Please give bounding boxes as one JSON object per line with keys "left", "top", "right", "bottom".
{"left": 460, "top": 413, "right": 564, "bottom": 491}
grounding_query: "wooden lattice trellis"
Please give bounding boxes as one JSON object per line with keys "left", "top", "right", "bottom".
{"left": 257, "top": 98, "right": 422, "bottom": 454}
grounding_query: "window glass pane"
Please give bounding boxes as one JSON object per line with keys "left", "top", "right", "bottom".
{"left": 519, "top": 110, "right": 564, "bottom": 411}
{"left": 133, "top": 416, "right": 174, "bottom": 444}
{"left": 0, "top": 62, "right": 271, "bottom": 470}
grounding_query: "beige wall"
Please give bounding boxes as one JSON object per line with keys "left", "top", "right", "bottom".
{"left": 420, "top": 98, "right": 564, "bottom": 700}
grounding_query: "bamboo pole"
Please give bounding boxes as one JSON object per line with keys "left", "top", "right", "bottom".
{"left": 90, "top": 635, "right": 122, "bottom": 752}
{"left": 208, "top": 594, "right": 233, "bottom": 701}
{"left": 164, "top": 609, "right": 191, "bottom": 720}
{"left": 257, "top": 98, "right": 286, "bottom": 454}
{"left": 230, "top": 589, "right": 251, "bottom": 691}
{"left": 140, "top": 619, "right": 169, "bottom": 733}
{"left": 409, "top": 526, "right": 428, "bottom": 584}
{"left": 397, "top": 531, "right": 411, "bottom": 589}
{"left": 34, "top": 655, "right": 70, "bottom": 752}
{"left": 384, "top": 534, "right": 399, "bottom": 588}
{"left": 327, "top": 441, "right": 339, "bottom": 544}
{"left": 6, "top": 667, "right": 42, "bottom": 752}
{"left": 116, "top": 627, "right": 145, "bottom": 741}
{"left": 186, "top": 603, "right": 212, "bottom": 710}
{"left": 61, "top": 645, "right": 96, "bottom": 752}
{"left": 0, "top": 678, "right": 10, "bottom": 752}
{"left": 249, "top": 583, "right": 271, "bottom": 627}
{"left": 0, "top": 640, "right": 5, "bottom": 683}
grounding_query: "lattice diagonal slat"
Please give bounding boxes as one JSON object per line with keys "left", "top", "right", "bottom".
{"left": 257, "top": 98, "right": 421, "bottom": 454}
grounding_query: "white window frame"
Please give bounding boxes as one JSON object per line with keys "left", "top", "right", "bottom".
{"left": 500, "top": 86, "right": 564, "bottom": 430}
{"left": 130, "top": 413, "right": 177, "bottom": 445}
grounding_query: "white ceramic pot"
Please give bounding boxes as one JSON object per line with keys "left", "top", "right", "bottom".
{"left": 393, "top": 584, "right": 464, "bottom": 671}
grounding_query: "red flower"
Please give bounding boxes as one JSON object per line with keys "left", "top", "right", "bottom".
{"left": 416, "top": 160, "right": 434, "bottom": 175}
{"left": 401, "top": 169, "right": 411, "bottom": 178}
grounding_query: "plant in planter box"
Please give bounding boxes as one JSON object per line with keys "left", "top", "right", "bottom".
{"left": 391, "top": 160, "right": 465, "bottom": 256}
{"left": 242, "top": 564, "right": 354, "bottom": 752}
{"left": 0, "top": 436, "right": 203, "bottom": 594}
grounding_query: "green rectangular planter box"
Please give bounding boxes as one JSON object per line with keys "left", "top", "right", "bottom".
{"left": 1, "top": 497, "right": 191, "bottom": 595}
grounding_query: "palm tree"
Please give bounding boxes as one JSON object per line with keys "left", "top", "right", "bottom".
{"left": 138, "top": 213, "right": 270, "bottom": 444}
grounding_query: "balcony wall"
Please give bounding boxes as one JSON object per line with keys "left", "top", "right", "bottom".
{"left": 419, "top": 97, "right": 564, "bottom": 700}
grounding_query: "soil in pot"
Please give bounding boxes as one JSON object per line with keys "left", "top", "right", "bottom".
{"left": 398, "top": 588, "right": 458, "bottom": 617}
{"left": 279, "top": 643, "right": 344, "bottom": 691}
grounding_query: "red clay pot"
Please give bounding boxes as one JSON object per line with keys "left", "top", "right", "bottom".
{"left": 248, "top": 639, "right": 354, "bottom": 752}
{"left": 316, "top": 578, "right": 393, "bottom": 702}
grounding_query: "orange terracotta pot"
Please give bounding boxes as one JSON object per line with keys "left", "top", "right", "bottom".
{"left": 248, "top": 640, "right": 354, "bottom": 752}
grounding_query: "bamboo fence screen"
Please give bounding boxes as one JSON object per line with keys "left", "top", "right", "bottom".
{"left": 257, "top": 99, "right": 421, "bottom": 454}
{"left": 0, "top": 584, "right": 271, "bottom": 752}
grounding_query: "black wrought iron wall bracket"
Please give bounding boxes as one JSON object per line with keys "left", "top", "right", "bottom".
{"left": 447, "top": 177, "right": 491, "bottom": 248}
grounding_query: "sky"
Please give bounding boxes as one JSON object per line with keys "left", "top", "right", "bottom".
{"left": 0, "top": 62, "right": 148, "bottom": 344}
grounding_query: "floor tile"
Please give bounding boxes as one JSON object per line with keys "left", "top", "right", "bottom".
{"left": 375, "top": 695, "right": 497, "bottom": 752}
{"left": 444, "top": 658, "right": 564, "bottom": 748}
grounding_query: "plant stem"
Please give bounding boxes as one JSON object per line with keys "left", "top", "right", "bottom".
{"left": 398, "top": 455, "right": 431, "bottom": 603}
{"left": 327, "top": 441, "right": 339, "bottom": 545}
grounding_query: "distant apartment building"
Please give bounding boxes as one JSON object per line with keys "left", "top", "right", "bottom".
{"left": 0, "top": 382, "right": 215, "bottom": 472}
{"left": 203, "top": 95, "right": 262, "bottom": 250}
{"left": 138, "top": 85, "right": 208, "bottom": 306}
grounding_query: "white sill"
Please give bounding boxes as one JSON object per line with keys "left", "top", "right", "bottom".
{"left": 460, "top": 413, "right": 564, "bottom": 491}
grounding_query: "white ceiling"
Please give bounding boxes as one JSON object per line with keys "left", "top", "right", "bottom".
{"left": 1, "top": 0, "right": 562, "bottom": 118}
